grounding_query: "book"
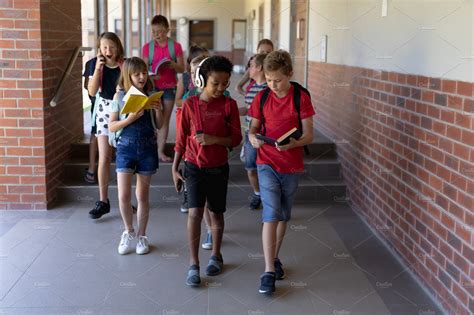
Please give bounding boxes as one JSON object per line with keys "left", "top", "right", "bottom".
{"left": 256, "top": 127, "right": 302, "bottom": 146}
{"left": 120, "top": 85, "right": 164, "bottom": 115}
{"left": 149, "top": 57, "right": 172, "bottom": 76}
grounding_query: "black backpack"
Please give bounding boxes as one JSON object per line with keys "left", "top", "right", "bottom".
{"left": 259, "top": 81, "right": 311, "bottom": 154}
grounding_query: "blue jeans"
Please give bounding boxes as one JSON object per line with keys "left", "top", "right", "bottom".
{"left": 243, "top": 133, "right": 257, "bottom": 171}
{"left": 157, "top": 88, "right": 176, "bottom": 101}
{"left": 257, "top": 164, "right": 300, "bottom": 222}
{"left": 116, "top": 137, "right": 158, "bottom": 175}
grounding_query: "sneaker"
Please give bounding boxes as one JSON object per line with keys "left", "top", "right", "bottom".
{"left": 249, "top": 193, "right": 261, "bottom": 210}
{"left": 136, "top": 235, "right": 150, "bottom": 255}
{"left": 186, "top": 264, "right": 201, "bottom": 287}
{"left": 274, "top": 258, "right": 285, "bottom": 280}
{"left": 89, "top": 199, "right": 110, "bottom": 219}
{"left": 259, "top": 272, "right": 276, "bottom": 295}
{"left": 180, "top": 189, "right": 189, "bottom": 213}
{"left": 118, "top": 231, "right": 135, "bottom": 255}
{"left": 201, "top": 231, "right": 213, "bottom": 250}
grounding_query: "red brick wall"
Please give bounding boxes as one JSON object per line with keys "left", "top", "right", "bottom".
{"left": 0, "top": 0, "right": 82, "bottom": 210}
{"left": 308, "top": 61, "right": 473, "bottom": 314}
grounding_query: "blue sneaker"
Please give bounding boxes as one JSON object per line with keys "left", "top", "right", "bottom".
{"left": 274, "top": 258, "right": 285, "bottom": 280}
{"left": 186, "top": 265, "right": 200, "bottom": 287}
{"left": 201, "top": 231, "right": 212, "bottom": 250}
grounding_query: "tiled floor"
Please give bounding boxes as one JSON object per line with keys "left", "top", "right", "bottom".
{"left": 0, "top": 201, "right": 443, "bottom": 315}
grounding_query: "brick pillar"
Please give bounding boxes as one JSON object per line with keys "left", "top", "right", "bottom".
{"left": 0, "top": 0, "right": 83, "bottom": 210}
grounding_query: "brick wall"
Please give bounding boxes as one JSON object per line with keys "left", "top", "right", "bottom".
{"left": 0, "top": 0, "right": 83, "bottom": 210}
{"left": 308, "top": 61, "right": 473, "bottom": 314}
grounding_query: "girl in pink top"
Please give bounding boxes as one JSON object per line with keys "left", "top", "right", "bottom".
{"left": 142, "top": 15, "right": 185, "bottom": 162}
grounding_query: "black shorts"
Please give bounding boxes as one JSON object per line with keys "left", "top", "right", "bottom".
{"left": 184, "top": 161, "right": 229, "bottom": 214}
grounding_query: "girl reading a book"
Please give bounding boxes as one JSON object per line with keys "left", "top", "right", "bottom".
{"left": 109, "top": 57, "right": 164, "bottom": 255}
{"left": 142, "top": 15, "right": 185, "bottom": 162}
{"left": 87, "top": 32, "right": 124, "bottom": 220}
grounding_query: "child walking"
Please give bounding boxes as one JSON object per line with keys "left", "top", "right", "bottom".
{"left": 235, "top": 39, "right": 273, "bottom": 96}
{"left": 142, "top": 14, "right": 185, "bottom": 162}
{"left": 239, "top": 53, "right": 268, "bottom": 210}
{"left": 87, "top": 32, "right": 124, "bottom": 219}
{"left": 109, "top": 57, "right": 163, "bottom": 255}
{"left": 172, "top": 56, "right": 242, "bottom": 286}
{"left": 248, "top": 50, "right": 315, "bottom": 294}
{"left": 82, "top": 57, "right": 98, "bottom": 184}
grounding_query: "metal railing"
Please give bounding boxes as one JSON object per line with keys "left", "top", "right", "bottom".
{"left": 50, "top": 46, "right": 92, "bottom": 107}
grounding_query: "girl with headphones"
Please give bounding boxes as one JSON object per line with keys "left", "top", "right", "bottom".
{"left": 172, "top": 56, "right": 243, "bottom": 287}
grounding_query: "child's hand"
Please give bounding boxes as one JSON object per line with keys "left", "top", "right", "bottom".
{"left": 149, "top": 99, "right": 162, "bottom": 111}
{"left": 194, "top": 133, "right": 215, "bottom": 145}
{"left": 276, "top": 138, "right": 298, "bottom": 151}
{"left": 127, "top": 108, "right": 145, "bottom": 122}
{"left": 249, "top": 134, "right": 264, "bottom": 149}
{"left": 172, "top": 168, "right": 184, "bottom": 192}
{"left": 96, "top": 52, "right": 105, "bottom": 70}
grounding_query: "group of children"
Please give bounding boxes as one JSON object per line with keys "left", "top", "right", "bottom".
{"left": 82, "top": 14, "right": 315, "bottom": 295}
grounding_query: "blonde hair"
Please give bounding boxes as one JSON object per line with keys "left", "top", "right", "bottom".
{"left": 252, "top": 53, "right": 267, "bottom": 69}
{"left": 118, "top": 57, "right": 153, "bottom": 93}
{"left": 263, "top": 50, "right": 292, "bottom": 75}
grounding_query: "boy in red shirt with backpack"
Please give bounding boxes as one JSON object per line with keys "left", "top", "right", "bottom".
{"left": 248, "top": 50, "right": 315, "bottom": 295}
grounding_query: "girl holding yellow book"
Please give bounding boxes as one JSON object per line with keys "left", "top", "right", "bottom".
{"left": 109, "top": 57, "right": 164, "bottom": 255}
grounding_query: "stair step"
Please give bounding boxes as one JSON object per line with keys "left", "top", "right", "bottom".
{"left": 56, "top": 178, "right": 347, "bottom": 204}
{"left": 64, "top": 158, "right": 342, "bottom": 183}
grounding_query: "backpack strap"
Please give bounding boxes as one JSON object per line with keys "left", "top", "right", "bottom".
{"left": 148, "top": 40, "right": 154, "bottom": 72}
{"left": 290, "top": 81, "right": 311, "bottom": 155}
{"left": 258, "top": 88, "right": 271, "bottom": 135}
{"left": 168, "top": 38, "right": 176, "bottom": 61}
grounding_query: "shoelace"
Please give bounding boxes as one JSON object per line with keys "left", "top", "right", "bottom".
{"left": 120, "top": 232, "right": 134, "bottom": 245}
{"left": 137, "top": 236, "right": 148, "bottom": 247}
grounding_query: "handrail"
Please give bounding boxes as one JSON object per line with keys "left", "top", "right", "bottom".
{"left": 50, "top": 46, "right": 92, "bottom": 107}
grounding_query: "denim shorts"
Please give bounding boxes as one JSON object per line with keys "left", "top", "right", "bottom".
{"left": 257, "top": 164, "right": 300, "bottom": 222}
{"left": 243, "top": 133, "right": 257, "bottom": 171}
{"left": 116, "top": 136, "right": 158, "bottom": 175}
{"left": 156, "top": 88, "right": 176, "bottom": 101}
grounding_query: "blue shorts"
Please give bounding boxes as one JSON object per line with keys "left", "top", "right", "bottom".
{"left": 157, "top": 88, "right": 176, "bottom": 101}
{"left": 116, "top": 137, "right": 158, "bottom": 175}
{"left": 243, "top": 133, "right": 257, "bottom": 171}
{"left": 257, "top": 164, "right": 300, "bottom": 222}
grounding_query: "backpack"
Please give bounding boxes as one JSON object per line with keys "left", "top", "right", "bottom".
{"left": 148, "top": 38, "right": 176, "bottom": 73}
{"left": 108, "top": 90, "right": 158, "bottom": 148}
{"left": 259, "top": 81, "right": 311, "bottom": 154}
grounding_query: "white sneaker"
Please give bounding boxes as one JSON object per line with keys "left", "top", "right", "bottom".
{"left": 118, "top": 231, "right": 135, "bottom": 255}
{"left": 136, "top": 235, "right": 150, "bottom": 255}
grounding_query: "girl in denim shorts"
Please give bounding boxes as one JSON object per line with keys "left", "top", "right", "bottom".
{"left": 109, "top": 57, "right": 164, "bottom": 255}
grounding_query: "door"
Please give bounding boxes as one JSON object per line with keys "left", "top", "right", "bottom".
{"left": 290, "top": 0, "right": 308, "bottom": 85}
{"left": 232, "top": 19, "right": 246, "bottom": 66}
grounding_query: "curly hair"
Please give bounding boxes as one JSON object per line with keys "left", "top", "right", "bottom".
{"left": 198, "top": 55, "right": 233, "bottom": 86}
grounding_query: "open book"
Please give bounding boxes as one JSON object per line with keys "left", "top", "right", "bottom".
{"left": 256, "top": 127, "right": 302, "bottom": 146}
{"left": 120, "top": 85, "right": 163, "bottom": 115}
{"left": 149, "top": 58, "right": 172, "bottom": 76}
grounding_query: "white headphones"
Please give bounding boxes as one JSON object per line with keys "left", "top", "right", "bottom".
{"left": 194, "top": 57, "right": 210, "bottom": 89}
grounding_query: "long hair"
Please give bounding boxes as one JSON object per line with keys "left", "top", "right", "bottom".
{"left": 97, "top": 32, "right": 124, "bottom": 62}
{"left": 118, "top": 57, "right": 153, "bottom": 93}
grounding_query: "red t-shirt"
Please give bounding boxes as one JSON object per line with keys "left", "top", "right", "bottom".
{"left": 142, "top": 39, "right": 183, "bottom": 89}
{"left": 248, "top": 85, "right": 315, "bottom": 173}
{"left": 175, "top": 95, "right": 243, "bottom": 168}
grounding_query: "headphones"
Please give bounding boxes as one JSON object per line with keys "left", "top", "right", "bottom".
{"left": 194, "top": 57, "right": 210, "bottom": 89}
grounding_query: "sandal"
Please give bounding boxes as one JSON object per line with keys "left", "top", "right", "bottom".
{"left": 84, "top": 169, "right": 96, "bottom": 184}
{"left": 205, "top": 255, "right": 223, "bottom": 276}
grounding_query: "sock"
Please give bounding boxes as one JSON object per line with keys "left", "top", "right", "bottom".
{"left": 254, "top": 192, "right": 260, "bottom": 196}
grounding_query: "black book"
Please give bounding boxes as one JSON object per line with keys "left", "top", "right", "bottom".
{"left": 256, "top": 127, "right": 302, "bottom": 146}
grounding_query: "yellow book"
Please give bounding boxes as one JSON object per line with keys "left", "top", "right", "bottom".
{"left": 120, "top": 85, "right": 164, "bottom": 115}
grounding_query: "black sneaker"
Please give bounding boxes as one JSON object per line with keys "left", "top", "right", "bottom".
{"left": 89, "top": 199, "right": 110, "bottom": 219}
{"left": 180, "top": 189, "right": 188, "bottom": 213}
{"left": 259, "top": 272, "right": 276, "bottom": 295}
{"left": 249, "top": 193, "right": 261, "bottom": 210}
{"left": 274, "top": 258, "right": 285, "bottom": 280}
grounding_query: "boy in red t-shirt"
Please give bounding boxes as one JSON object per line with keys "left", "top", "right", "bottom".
{"left": 172, "top": 56, "right": 242, "bottom": 287}
{"left": 248, "top": 50, "right": 315, "bottom": 295}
